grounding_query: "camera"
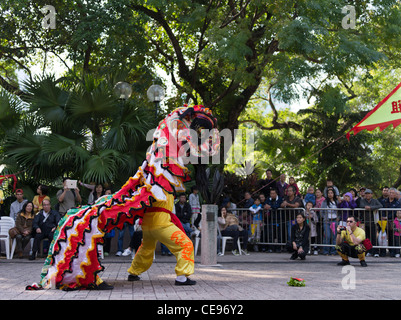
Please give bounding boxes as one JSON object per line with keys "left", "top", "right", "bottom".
{"left": 339, "top": 226, "right": 346, "bottom": 231}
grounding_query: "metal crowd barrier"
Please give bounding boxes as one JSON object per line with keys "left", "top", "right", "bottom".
{"left": 229, "top": 206, "right": 401, "bottom": 254}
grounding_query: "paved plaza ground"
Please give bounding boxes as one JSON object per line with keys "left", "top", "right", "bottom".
{"left": 1, "top": 251, "right": 400, "bottom": 303}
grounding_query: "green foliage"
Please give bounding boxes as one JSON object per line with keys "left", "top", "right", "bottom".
{"left": 234, "top": 66, "right": 401, "bottom": 194}
{"left": 1, "top": 75, "right": 154, "bottom": 188}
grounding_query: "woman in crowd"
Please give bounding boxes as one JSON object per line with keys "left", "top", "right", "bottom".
{"left": 14, "top": 201, "right": 35, "bottom": 258}
{"left": 320, "top": 188, "right": 338, "bottom": 255}
{"left": 314, "top": 188, "right": 325, "bottom": 208}
{"left": 32, "top": 184, "right": 50, "bottom": 214}
{"left": 338, "top": 192, "right": 357, "bottom": 226}
{"left": 287, "top": 212, "right": 310, "bottom": 260}
{"left": 88, "top": 183, "right": 105, "bottom": 205}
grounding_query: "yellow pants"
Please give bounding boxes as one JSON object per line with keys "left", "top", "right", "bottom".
{"left": 127, "top": 193, "right": 194, "bottom": 277}
{"left": 338, "top": 251, "right": 366, "bottom": 261}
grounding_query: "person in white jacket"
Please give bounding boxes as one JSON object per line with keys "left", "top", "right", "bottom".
{"left": 189, "top": 186, "right": 201, "bottom": 226}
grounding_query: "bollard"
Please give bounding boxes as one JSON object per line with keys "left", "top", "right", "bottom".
{"left": 200, "top": 204, "right": 218, "bottom": 266}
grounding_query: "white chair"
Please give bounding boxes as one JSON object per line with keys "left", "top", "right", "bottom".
{"left": 0, "top": 217, "right": 17, "bottom": 259}
{"left": 218, "top": 227, "right": 242, "bottom": 256}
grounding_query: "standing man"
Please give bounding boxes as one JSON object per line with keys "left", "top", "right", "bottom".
{"left": 356, "top": 187, "right": 366, "bottom": 207}
{"left": 9, "top": 189, "right": 27, "bottom": 221}
{"left": 281, "top": 185, "right": 303, "bottom": 242}
{"left": 382, "top": 188, "right": 401, "bottom": 257}
{"left": 378, "top": 186, "right": 389, "bottom": 206}
{"left": 264, "top": 188, "right": 283, "bottom": 252}
{"left": 56, "top": 177, "right": 82, "bottom": 216}
{"left": 336, "top": 215, "right": 367, "bottom": 267}
{"left": 175, "top": 193, "right": 193, "bottom": 237}
{"left": 358, "top": 189, "right": 382, "bottom": 257}
{"left": 276, "top": 174, "right": 288, "bottom": 199}
{"left": 260, "top": 169, "right": 276, "bottom": 197}
{"left": 29, "top": 199, "right": 60, "bottom": 260}
{"left": 242, "top": 191, "right": 254, "bottom": 209}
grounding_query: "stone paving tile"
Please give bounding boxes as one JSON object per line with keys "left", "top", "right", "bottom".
{"left": 1, "top": 252, "right": 401, "bottom": 302}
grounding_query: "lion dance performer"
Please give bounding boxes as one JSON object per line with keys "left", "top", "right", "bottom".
{"left": 29, "top": 105, "right": 219, "bottom": 291}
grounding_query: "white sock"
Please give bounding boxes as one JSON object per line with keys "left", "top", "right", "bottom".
{"left": 176, "top": 275, "right": 187, "bottom": 283}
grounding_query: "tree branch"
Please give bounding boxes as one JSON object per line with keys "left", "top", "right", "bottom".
{"left": 170, "top": 69, "right": 198, "bottom": 105}
{"left": 220, "top": 0, "right": 251, "bottom": 28}
{"left": 0, "top": 75, "right": 29, "bottom": 100}
{"left": 238, "top": 118, "right": 302, "bottom": 131}
{"left": 130, "top": 4, "right": 212, "bottom": 104}
{"left": 240, "top": 84, "right": 302, "bottom": 131}
{"left": 130, "top": 5, "right": 189, "bottom": 78}
{"left": 210, "top": 80, "right": 239, "bottom": 108}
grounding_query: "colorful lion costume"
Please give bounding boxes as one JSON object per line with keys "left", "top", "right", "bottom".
{"left": 35, "top": 105, "right": 219, "bottom": 290}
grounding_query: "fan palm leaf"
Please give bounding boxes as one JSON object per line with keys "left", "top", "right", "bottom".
{"left": 104, "top": 103, "right": 153, "bottom": 152}
{"left": 0, "top": 89, "right": 24, "bottom": 133}
{"left": 68, "top": 75, "right": 116, "bottom": 120}
{"left": 22, "top": 75, "right": 72, "bottom": 131}
{"left": 3, "top": 124, "right": 57, "bottom": 178}
{"left": 83, "top": 149, "right": 123, "bottom": 184}
{"left": 42, "top": 133, "right": 91, "bottom": 169}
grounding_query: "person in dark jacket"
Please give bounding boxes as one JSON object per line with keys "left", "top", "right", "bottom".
{"left": 175, "top": 193, "right": 193, "bottom": 237}
{"left": 287, "top": 212, "right": 310, "bottom": 260}
{"left": 14, "top": 201, "right": 35, "bottom": 258}
{"left": 29, "top": 199, "right": 60, "bottom": 260}
{"left": 264, "top": 188, "right": 283, "bottom": 252}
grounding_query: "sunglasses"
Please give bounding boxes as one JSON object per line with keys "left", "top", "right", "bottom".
{"left": 346, "top": 220, "right": 355, "bottom": 223}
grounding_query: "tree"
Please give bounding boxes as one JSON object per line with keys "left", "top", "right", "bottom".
{"left": 233, "top": 66, "right": 401, "bottom": 193}
{"left": 2, "top": 0, "right": 401, "bottom": 195}
{"left": 0, "top": 0, "right": 160, "bottom": 191}
{"left": 127, "top": 0, "right": 401, "bottom": 131}
{"left": 1, "top": 74, "right": 154, "bottom": 190}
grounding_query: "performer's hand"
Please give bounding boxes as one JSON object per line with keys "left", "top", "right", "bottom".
{"left": 36, "top": 228, "right": 42, "bottom": 234}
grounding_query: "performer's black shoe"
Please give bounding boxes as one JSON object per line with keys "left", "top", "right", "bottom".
{"left": 175, "top": 278, "right": 196, "bottom": 286}
{"left": 360, "top": 260, "right": 367, "bottom": 267}
{"left": 128, "top": 274, "right": 141, "bottom": 281}
{"left": 337, "top": 259, "right": 350, "bottom": 266}
{"left": 95, "top": 281, "right": 114, "bottom": 290}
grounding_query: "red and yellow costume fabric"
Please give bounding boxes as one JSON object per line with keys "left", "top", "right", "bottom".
{"left": 35, "top": 105, "right": 219, "bottom": 290}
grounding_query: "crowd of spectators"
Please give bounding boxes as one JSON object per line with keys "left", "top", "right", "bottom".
{"left": 218, "top": 169, "right": 401, "bottom": 258}
{"left": 2, "top": 178, "right": 84, "bottom": 259}
{"left": 2, "top": 170, "right": 401, "bottom": 261}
